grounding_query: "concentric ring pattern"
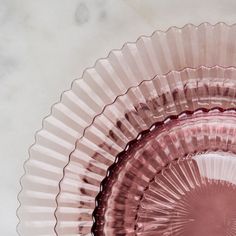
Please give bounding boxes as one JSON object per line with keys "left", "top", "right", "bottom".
{"left": 18, "top": 22, "right": 236, "bottom": 236}
{"left": 56, "top": 66, "right": 236, "bottom": 235}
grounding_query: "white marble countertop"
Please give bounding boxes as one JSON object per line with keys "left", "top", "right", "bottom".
{"left": 2, "top": 0, "right": 236, "bottom": 235}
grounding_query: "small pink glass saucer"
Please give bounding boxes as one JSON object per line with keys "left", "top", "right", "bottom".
{"left": 93, "top": 108, "right": 236, "bottom": 236}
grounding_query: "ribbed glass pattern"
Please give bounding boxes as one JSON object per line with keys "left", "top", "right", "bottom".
{"left": 17, "top": 23, "right": 236, "bottom": 236}
{"left": 56, "top": 66, "right": 236, "bottom": 235}
{"left": 93, "top": 108, "right": 236, "bottom": 235}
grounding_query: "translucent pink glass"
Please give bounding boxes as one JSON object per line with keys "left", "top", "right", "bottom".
{"left": 18, "top": 22, "right": 236, "bottom": 236}
{"left": 56, "top": 66, "right": 236, "bottom": 235}
{"left": 93, "top": 108, "right": 236, "bottom": 235}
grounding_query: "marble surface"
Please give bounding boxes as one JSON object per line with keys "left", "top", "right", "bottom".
{"left": 1, "top": 0, "right": 236, "bottom": 235}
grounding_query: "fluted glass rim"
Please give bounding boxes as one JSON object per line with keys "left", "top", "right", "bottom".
{"left": 17, "top": 22, "right": 236, "bottom": 236}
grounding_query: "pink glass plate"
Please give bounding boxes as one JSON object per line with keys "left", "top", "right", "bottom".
{"left": 17, "top": 22, "right": 236, "bottom": 236}
{"left": 93, "top": 108, "right": 236, "bottom": 236}
{"left": 56, "top": 66, "right": 236, "bottom": 235}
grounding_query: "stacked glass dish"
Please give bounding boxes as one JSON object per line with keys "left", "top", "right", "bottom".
{"left": 18, "top": 23, "right": 236, "bottom": 236}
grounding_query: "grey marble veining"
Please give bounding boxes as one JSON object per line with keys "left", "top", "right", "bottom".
{"left": 1, "top": 0, "right": 236, "bottom": 235}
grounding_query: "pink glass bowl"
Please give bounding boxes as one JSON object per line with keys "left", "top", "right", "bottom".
{"left": 17, "top": 23, "right": 236, "bottom": 236}
{"left": 93, "top": 108, "right": 236, "bottom": 236}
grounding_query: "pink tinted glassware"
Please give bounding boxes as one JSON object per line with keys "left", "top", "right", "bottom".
{"left": 56, "top": 66, "right": 236, "bottom": 235}
{"left": 93, "top": 108, "right": 236, "bottom": 236}
{"left": 18, "top": 22, "right": 236, "bottom": 236}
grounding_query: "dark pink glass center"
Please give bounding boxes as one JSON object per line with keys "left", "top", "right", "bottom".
{"left": 176, "top": 181, "right": 236, "bottom": 236}
{"left": 138, "top": 153, "right": 236, "bottom": 236}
